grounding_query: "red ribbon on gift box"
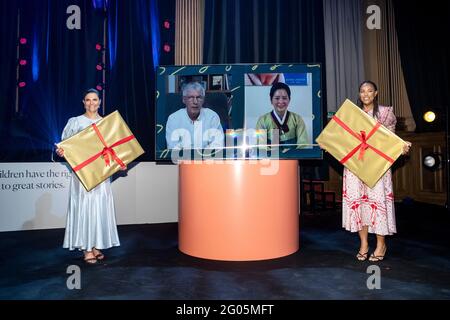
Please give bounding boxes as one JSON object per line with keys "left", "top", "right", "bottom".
{"left": 73, "top": 123, "right": 134, "bottom": 172}
{"left": 331, "top": 115, "right": 394, "bottom": 165}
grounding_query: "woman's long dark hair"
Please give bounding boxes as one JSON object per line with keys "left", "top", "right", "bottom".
{"left": 357, "top": 80, "right": 379, "bottom": 119}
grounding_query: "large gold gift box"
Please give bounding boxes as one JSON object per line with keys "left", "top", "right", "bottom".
{"left": 57, "top": 110, "right": 145, "bottom": 191}
{"left": 316, "top": 99, "right": 406, "bottom": 188}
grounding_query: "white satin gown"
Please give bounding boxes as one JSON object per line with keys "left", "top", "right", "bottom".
{"left": 61, "top": 115, "right": 120, "bottom": 251}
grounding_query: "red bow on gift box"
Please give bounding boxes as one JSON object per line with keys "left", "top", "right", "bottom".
{"left": 331, "top": 115, "right": 394, "bottom": 165}
{"left": 73, "top": 123, "right": 134, "bottom": 172}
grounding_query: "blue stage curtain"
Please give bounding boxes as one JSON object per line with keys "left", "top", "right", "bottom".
{"left": 0, "top": 0, "right": 103, "bottom": 161}
{"left": 106, "top": 0, "right": 174, "bottom": 161}
{"left": 0, "top": 0, "right": 19, "bottom": 150}
{"left": 0, "top": 0, "right": 173, "bottom": 161}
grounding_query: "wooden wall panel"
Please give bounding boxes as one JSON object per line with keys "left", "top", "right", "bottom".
{"left": 394, "top": 132, "right": 446, "bottom": 205}
{"left": 323, "top": 132, "right": 446, "bottom": 205}
{"left": 175, "top": 0, "right": 204, "bottom": 65}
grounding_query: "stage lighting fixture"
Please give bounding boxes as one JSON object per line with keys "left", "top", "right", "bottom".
{"left": 19, "top": 37, "right": 27, "bottom": 45}
{"left": 96, "top": 63, "right": 104, "bottom": 71}
{"left": 423, "top": 107, "right": 450, "bottom": 210}
{"left": 163, "top": 20, "right": 171, "bottom": 29}
{"left": 18, "top": 81, "right": 26, "bottom": 88}
{"left": 423, "top": 111, "right": 436, "bottom": 123}
{"left": 163, "top": 44, "right": 171, "bottom": 53}
{"left": 19, "top": 59, "right": 27, "bottom": 66}
{"left": 95, "top": 43, "right": 104, "bottom": 51}
{"left": 96, "top": 83, "right": 105, "bottom": 91}
{"left": 423, "top": 152, "right": 442, "bottom": 171}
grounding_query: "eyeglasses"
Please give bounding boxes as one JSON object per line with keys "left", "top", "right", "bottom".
{"left": 185, "top": 95, "right": 204, "bottom": 101}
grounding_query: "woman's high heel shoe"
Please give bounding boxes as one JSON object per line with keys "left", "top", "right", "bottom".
{"left": 356, "top": 250, "right": 369, "bottom": 261}
{"left": 369, "top": 247, "right": 387, "bottom": 262}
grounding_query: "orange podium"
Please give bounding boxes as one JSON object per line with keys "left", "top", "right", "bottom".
{"left": 179, "top": 160, "right": 299, "bottom": 261}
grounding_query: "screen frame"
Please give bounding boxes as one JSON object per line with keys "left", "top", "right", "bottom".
{"left": 155, "top": 63, "right": 323, "bottom": 161}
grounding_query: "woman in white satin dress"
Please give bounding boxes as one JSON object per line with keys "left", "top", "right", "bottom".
{"left": 56, "top": 88, "right": 124, "bottom": 264}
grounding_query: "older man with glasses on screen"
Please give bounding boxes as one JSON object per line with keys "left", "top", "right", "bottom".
{"left": 165, "top": 82, "right": 224, "bottom": 150}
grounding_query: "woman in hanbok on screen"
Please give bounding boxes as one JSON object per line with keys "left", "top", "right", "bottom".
{"left": 256, "top": 82, "right": 309, "bottom": 148}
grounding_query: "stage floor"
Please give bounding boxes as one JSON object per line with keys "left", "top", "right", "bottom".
{"left": 1, "top": 202, "right": 450, "bottom": 300}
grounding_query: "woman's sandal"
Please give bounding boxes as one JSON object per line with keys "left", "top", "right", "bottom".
{"left": 356, "top": 251, "right": 369, "bottom": 261}
{"left": 369, "top": 253, "right": 385, "bottom": 262}
{"left": 93, "top": 248, "right": 105, "bottom": 260}
{"left": 94, "top": 253, "right": 104, "bottom": 260}
{"left": 369, "top": 247, "right": 387, "bottom": 262}
{"left": 84, "top": 251, "right": 98, "bottom": 264}
{"left": 84, "top": 256, "right": 98, "bottom": 264}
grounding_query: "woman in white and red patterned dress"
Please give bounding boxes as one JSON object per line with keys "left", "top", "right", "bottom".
{"left": 342, "top": 81, "right": 411, "bottom": 262}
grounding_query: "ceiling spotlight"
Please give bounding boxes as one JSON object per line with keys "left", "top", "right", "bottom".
{"left": 19, "top": 38, "right": 27, "bottom": 45}
{"left": 96, "top": 63, "right": 104, "bottom": 71}
{"left": 19, "top": 59, "right": 27, "bottom": 66}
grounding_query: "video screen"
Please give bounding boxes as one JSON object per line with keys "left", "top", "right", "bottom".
{"left": 155, "top": 64, "right": 322, "bottom": 161}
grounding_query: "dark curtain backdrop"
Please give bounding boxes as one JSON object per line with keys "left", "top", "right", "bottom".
{"left": 203, "top": 0, "right": 325, "bottom": 64}
{"left": 0, "top": 0, "right": 173, "bottom": 161}
{"left": 393, "top": 1, "right": 450, "bottom": 132}
{"left": 0, "top": 0, "right": 103, "bottom": 161}
{"left": 0, "top": 1, "right": 19, "bottom": 140}
{"left": 203, "top": 0, "right": 328, "bottom": 179}
{"left": 106, "top": 0, "right": 161, "bottom": 161}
